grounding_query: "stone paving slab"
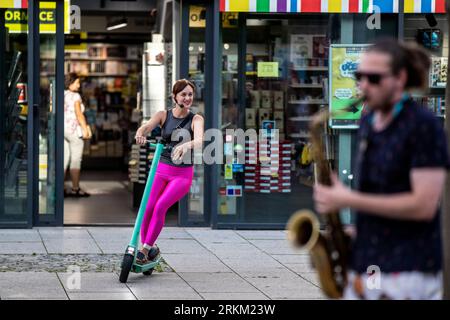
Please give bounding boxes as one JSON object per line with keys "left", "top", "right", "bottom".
{"left": 283, "top": 263, "right": 316, "bottom": 274}
{"left": 0, "top": 229, "right": 42, "bottom": 242}
{"left": 38, "top": 228, "right": 93, "bottom": 240}
{"left": 297, "top": 272, "right": 322, "bottom": 288}
{"left": 159, "top": 228, "right": 194, "bottom": 239}
{"left": 86, "top": 227, "right": 133, "bottom": 243}
{"left": 67, "top": 292, "right": 136, "bottom": 300}
{"left": 43, "top": 239, "right": 102, "bottom": 254}
{"left": 264, "top": 286, "right": 326, "bottom": 300}
{"left": 0, "top": 272, "right": 68, "bottom": 300}
{"left": 95, "top": 240, "right": 128, "bottom": 254}
{"left": 0, "top": 241, "right": 47, "bottom": 254}
{"left": 235, "top": 230, "right": 287, "bottom": 240}
{"left": 162, "top": 254, "right": 232, "bottom": 273}
{"left": 271, "top": 254, "right": 311, "bottom": 264}
{"left": 126, "top": 272, "right": 202, "bottom": 300}
{"left": 220, "top": 257, "right": 286, "bottom": 273}
{"left": 157, "top": 239, "right": 211, "bottom": 255}
{"left": 200, "top": 243, "right": 265, "bottom": 259}
{"left": 57, "top": 272, "right": 131, "bottom": 293}
{"left": 242, "top": 274, "right": 324, "bottom": 300}
{"left": 248, "top": 239, "right": 302, "bottom": 255}
{"left": 186, "top": 229, "right": 248, "bottom": 244}
{"left": 200, "top": 292, "right": 270, "bottom": 300}
{"left": 178, "top": 272, "right": 261, "bottom": 294}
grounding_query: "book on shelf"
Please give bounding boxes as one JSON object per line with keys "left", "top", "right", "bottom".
{"left": 261, "top": 90, "right": 271, "bottom": 109}
{"left": 245, "top": 109, "right": 256, "bottom": 127}
{"left": 273, "top": 91, "right": 284, "bottom": 110}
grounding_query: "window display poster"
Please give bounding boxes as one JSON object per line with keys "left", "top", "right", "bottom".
{"left": 330, "top": 45, "right": 368, "bottom": 128}
{"left": 290, "top": 35, "right": 313, "bottom": 68}
{"left": 430, "top": 57, "right": 448, "bottom": 88}
{"left": 225, "top": 164, "right": 233, "bottom": 180}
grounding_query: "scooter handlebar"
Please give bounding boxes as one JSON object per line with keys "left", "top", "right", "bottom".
{"left": 144, "top": 140, "right": 173, "bottom": 152}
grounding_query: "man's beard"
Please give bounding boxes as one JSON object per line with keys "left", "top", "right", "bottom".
{"left": 371, "top": 91, "right": 396, "bottom": 114}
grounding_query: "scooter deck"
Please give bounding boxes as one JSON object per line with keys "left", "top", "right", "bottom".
{"left": 131, "top": 256, "right": 162, "bottom": 273}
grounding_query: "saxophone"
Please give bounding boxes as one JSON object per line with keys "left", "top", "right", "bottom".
{"left": 287, "top": 99, "right": 363, "bottom": 298}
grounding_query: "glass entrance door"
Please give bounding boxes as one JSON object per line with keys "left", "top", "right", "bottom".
{"left": 178, "top": 0, "right": 209, "bottom": 226}
{"left": 35, "top": 0, "right": 65, "bottom": 226}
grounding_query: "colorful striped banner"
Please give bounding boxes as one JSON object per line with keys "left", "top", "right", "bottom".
{"left": 0, "top": 0, "right": 27, "bottom": 9}
{"left": 404, "top": 0, "right": 446, "bottom": 12}
{"left": 220, "top": 0, "right": 447, "bottom": 13}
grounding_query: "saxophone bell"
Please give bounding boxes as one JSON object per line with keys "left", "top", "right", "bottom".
{"left": 287, "top": 210, "right": 320, "bottom": 251}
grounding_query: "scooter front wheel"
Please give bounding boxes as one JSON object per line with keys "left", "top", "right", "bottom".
{"left": 119, "top": 253, "right": 134, "bottom": 283}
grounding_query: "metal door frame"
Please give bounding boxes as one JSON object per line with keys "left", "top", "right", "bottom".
{"left": 30, "top": 0, "right": 65, "bottom": 227}
{"left": 178, "top": 0, "right": 220, "bottom": 227}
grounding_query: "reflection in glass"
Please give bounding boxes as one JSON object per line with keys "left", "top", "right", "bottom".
{"left": 0, "top": 31, "right": 29, "bottom": 225}
{"left": 39, "top": 35, "right": 57, "bottom": 217}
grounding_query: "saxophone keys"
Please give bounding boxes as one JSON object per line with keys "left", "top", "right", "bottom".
{"left": 334, "top": 265, "right": 343, "bottom": 274}
{"left": 331, "top": 251, "right": 340, "bottom": 260}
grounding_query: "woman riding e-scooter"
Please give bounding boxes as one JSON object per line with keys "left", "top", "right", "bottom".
{"left": 134, "top": 79, "right": 204, "bottom": 264}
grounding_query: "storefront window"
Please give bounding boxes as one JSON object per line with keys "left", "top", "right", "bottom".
{"left": 0, "top": 27, "right": 29, "bottom": 226}
{"left": 217, "top": 15, "right": 337, "bottom": 225}
{"left": 216, "top": 12, "right": 405, "bottom": 226}
{"left": 218, "top": 16, "right": 240, "bottom": 219}
{"left": 404, "top": 14, "right": 447, "bottom": 120}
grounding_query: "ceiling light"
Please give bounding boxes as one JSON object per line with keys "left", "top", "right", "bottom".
{"left": 106, "top": 17, "right": 128, "bottom": 31}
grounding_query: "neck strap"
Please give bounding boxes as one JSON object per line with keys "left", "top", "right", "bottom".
{"left": 369, "top": 93, "right": 409, "bottom": 125}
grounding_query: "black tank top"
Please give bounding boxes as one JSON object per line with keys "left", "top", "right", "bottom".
{"left": 160, "top": 110, "right": 195, "bottom": 167}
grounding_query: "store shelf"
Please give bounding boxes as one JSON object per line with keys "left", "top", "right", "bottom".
{"left": 63, "top": 57, "right": 140, "bottom": 62}
{"left": 289, "top": 84, "right": 323, "bottom": 88}
{"left": 289, "top": 116, "right": 313, "bottom": 121}
{"left": 288, "top": 100, "right": 327, "bottom": 105}
{"left": 79, "top": 73, "right": 129, "bottom": 77}
{"left": 289, "top": 133, "right": 310, "bottom": 138}
{"left": 291, "top": 66, "right": 328, "bottom": 71}
{"left": 246, "top": 71, "right": 258, "bottom": 76}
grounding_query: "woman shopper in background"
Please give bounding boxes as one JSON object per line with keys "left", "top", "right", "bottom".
{"left": 134, "top": 79, "right": 204, "bottom": 264}
{"left": 64, "top": 73, "right": 92, "bottom": 197}
{"left": 314, "top": 39, "right": 450, "bottom": 299}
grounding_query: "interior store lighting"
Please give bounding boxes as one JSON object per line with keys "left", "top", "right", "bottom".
{"left": 106, "top": 17, "right": 128, "bottom": 31}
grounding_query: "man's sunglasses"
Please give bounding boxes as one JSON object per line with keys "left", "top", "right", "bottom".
{"left": 354, "top": 71, "right": 391, "bottom": 85}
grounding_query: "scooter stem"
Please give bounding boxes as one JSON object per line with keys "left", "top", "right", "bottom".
{"left": 129, "top": 142, "right": 164, "bottom": 248}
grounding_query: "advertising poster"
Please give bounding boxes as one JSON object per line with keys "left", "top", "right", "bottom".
{"left": 329, "top": 45, "right": 368, "bottom": 128}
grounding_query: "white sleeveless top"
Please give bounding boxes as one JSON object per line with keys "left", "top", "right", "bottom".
{"left": 64, "top": 90, "right": 85, "bottom": 134}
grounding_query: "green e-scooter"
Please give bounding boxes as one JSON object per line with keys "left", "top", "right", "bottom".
{"left": 119, "top": 138, "right": 169, "bottom": 283}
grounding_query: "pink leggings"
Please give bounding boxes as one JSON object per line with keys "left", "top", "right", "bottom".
{"left": 140, "top": 162, "right": 193, "bottom": 246}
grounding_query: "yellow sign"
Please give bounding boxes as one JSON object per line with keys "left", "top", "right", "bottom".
{"left": 189, "top": 6, "right": 238, "bottom": 28}
{"left": 189, "top": 5, "right": 206, "bottom": 28}
{"left": 65, "top": 31, "right": 87, "bottom": 51}
{"left": 222, "top": 12, "right": 238, "bottom": 28}
{"left": 4, "top": 0, "right": 71, "bottom": 34}
{"left": 257, "top": 62, "right": 279, "bottom": 78}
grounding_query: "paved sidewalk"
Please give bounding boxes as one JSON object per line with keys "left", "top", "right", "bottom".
{"left": 0, "top": 227, "right": 325, "bottom": 300}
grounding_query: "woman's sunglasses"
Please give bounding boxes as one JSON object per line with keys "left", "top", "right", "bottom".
{"left": 354, "top": 71, "right": 391, "bottom": 85}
